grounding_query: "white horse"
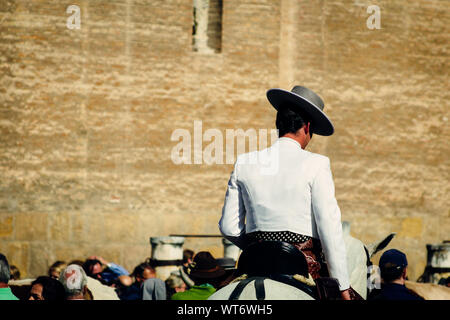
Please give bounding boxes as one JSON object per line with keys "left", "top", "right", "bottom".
{"left": 209, "top": 222, "right": 395, "bottom": 300}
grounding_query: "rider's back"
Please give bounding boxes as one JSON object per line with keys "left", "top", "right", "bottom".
{"left": 231, "top": 136, "right": 329, "bottom": 238}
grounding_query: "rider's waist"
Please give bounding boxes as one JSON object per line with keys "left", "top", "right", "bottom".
{"left": 246, "top": 231, "right": 313, "bottom": 243}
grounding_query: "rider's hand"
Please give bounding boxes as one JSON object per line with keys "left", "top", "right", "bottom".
{"left": 340, "top": 289, "right": 351, "bottom": 300}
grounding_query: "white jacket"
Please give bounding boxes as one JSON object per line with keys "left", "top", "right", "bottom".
{"left": 219, "top": 137, "right": 350, "bottom": 290}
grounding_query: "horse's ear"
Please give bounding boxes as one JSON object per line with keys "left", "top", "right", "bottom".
{"left": 365, "top": 233, "right": 396, "bottom": 258}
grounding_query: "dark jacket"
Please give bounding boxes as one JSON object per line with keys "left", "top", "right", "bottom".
{"left": 370, "top": 283, "right": 424, "bottom": 301}
{"left": 117, "top": 282, "right": 142, "bottom": 300}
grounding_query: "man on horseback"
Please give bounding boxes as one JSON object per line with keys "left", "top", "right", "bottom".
{"left": 219, "top": 86, "right": 353, "bottom": 300}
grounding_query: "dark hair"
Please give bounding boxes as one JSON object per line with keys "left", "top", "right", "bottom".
{"left": 82, "top": 259, "right": 102, "bottom": 277}
{"left": 276, "top": 107, "right": 312, "bottom": 137}
{"left": 31, "top": 276, "right": 66, "bottom": 301}
{"left": 380, "top": 264, "right": 405, "bottom": 283}
{"left": 10, "top": 265, "right": 21, "bottom": 280}
{"left": 183, "top": 249, "right": 195, "bottom": 264}
{"left": 132, "top": 262, "right": 154, "bottom": 278}
{"left": 0, "top": 253, "right": 11, "bottom": 284}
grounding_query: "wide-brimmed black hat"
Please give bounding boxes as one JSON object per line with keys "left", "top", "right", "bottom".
{"left": 266, "top": 85, "right": 334, "bottom": 136}
{"left": 188, "top": 252, "right": 226, "bottom": 280}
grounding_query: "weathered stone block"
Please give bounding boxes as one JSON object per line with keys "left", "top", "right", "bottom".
{"left": 0, "top": 214, "right": 13, "bottom": 239}
{"left": 29, "top": 243, "right": 52, "bottom": 278}
{"left": 399, "top": 217, "right": 424, "bottom": 239}
{"left": 121, "top": 244, "right": 149, "bottom": 273}
{"left": 49, "top": 212, "right": 70, "bottom": 241}
{"left": 15, "top": 213, "right": 48, "bottom": 241}
{"left": 103, "top": 212, "right": 137, "bottom": 243}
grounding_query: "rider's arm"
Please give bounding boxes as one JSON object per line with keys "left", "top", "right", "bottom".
{"left": 219, "top": 161, "right": 247, "bottom": 249}
{"left": 311, "top": 157, "right": 350, "bottom": 291}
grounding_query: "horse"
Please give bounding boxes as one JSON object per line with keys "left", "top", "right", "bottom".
{"left": 208, "top": 222, "right": 395, "bottom": 300}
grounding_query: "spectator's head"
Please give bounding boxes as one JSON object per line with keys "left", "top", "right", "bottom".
{"left": 48, "top": 261, "right": 67, "bottom": 280}
{"left": 9, "top": 265, "right": 21, "bottom": 280}
{"left": 188, "top": 251, "right": 225, "bottom": 288}
{"left": 0, "top": 253, "right": 11, "bottom": 284}
{"left": 183, "top": 249, "right": 195, "bottom": 266}
{"left": 29, "top": 276, "right": 66, "bottom": 301}
{"left": 59, "top": 264, "right": 88, "bottom": 300}
{"left": 166, "top": 270, "right": 186, "bottom": 292}
{"left": 82, "top": 259, "right": 103, "bottom": 278}
{"left": 379, "top": 249, "right": 408, "bottom": 284}
{"left": 132, "top": 262, "right": 156, "bottom": 284}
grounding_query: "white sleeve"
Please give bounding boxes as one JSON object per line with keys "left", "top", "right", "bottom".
{"left": 218, "top": 161, "right": 247, "bottom": 247}
{"left": 311, "top": 158, "right": 350, "bottom": 291}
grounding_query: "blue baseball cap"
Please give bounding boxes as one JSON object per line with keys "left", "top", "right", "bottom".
{"left": 379, "top": 249, "right": 408, "bottom": 268}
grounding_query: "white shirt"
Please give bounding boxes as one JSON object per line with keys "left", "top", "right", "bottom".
{"left": 219, "top": 137, "right": 350, "bottom": 290}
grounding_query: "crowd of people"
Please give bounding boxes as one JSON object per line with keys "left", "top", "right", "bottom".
{"left": 0, "top": 246, "right": 428, "bottom": 301}
{"left": 0, "top": 249, "right": 236, "bottom": 301}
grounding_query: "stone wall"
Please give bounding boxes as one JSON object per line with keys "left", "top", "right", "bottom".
{"left": 0, "top": 0, "right": 448, "bottom": 281}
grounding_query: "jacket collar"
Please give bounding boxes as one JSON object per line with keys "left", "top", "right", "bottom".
{"left": 278, "top": 137, "right": 302, "bottom": 149}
